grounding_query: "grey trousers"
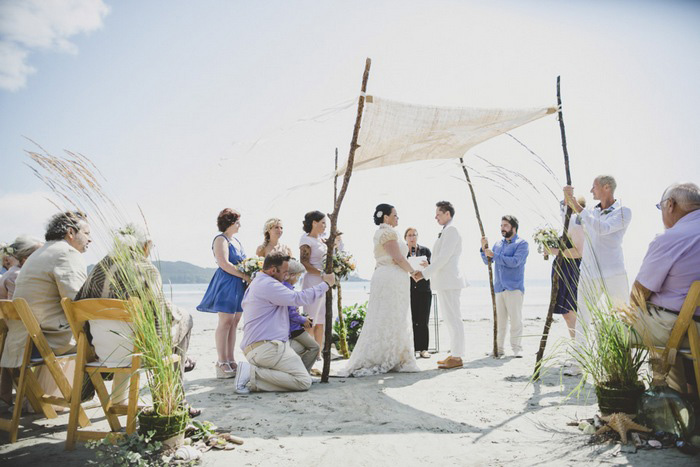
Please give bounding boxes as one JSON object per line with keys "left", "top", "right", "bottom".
{"left": 290, "top": 331, "right": 320, "bottom": 372}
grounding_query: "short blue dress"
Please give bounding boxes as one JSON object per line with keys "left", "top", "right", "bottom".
{"left": 197, "top": 234, "right": 246, "bottom": 314}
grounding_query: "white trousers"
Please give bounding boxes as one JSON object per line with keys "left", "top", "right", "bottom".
{"left": 575, "top": 273, "right": 629, "bottom": 342}
{"left": 495, "top": 290, "right": 524, "bottom": 354}
{"left": 437, "top": 289, "right": 464, "bottom": 359}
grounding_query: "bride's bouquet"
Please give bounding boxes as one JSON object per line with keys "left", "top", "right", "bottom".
{"left": 237, "top": 256, "right": 264, "bottom": 279}
{"left": 532, "top": 226, "right": 560, "bottom": 260}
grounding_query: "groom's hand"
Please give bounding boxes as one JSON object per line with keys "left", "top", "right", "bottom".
{"left": 481, "top": 236, "right": 489, "bottom": 250}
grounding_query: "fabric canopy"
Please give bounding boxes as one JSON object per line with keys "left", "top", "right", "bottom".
{"left": 338, "top": 96, "right": 557, "bottom": 175}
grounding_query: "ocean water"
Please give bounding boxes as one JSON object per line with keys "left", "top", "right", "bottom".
{"left": 165, "top": 280, "right": 553, "bottom": 322}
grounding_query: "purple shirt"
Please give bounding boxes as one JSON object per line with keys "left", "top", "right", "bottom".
{"left": 636, "top": 209, "right": 700, "bottom": 315}
{"left": 240, "top": 272, "right": 328, "bottom": 349}
{"left": 283, "top": 281, "right": 308, "bottom": 334}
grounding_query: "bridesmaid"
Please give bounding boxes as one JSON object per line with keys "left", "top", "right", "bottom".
{"left": 299, "top": 210, "right": 328, "bottom": 353}
{"left": 405, "top": 227, "right": 433, "bottom": 358}
{"left": 197, "top": 208, "right": 251, "bottom": 379}
{"left": 255, "top": 218, "right": 293, "bottom": 258}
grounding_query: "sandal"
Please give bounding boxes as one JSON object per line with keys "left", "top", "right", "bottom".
{"left": 227, "top": 361, "right": 238, "bottom": 372}
{"left": 215, "top": 361, "right": 235, "bottom": 379}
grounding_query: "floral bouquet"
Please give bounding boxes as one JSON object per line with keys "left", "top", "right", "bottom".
{"left": 237, "top": 256, "right": 264, "bottom": 280}
{"left": 327, "top": 250, "right": 356, "bottom": 286}
{"left": 532, "top": 226, "right": 560, "bottom": 260}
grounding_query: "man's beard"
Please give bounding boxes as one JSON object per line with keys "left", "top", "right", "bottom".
{"left": 501, "top": 230, "right": 513, "bottom": 238}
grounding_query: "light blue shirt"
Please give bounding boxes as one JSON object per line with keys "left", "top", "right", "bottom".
{"left": 240, "top": 272, "right": 328, "bottom": 349}
{"left": 480, "top": 234, "right": 529, "bottom": 293}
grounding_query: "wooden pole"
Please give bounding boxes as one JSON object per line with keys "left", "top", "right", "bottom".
{"left": 459, "top": 157, "right": 499, "bottom": 357}
{"left": 334, "top": 147, "right": 350, "bottom": 359}
{"left": 321, "top": 58, "right": 371, "bottom": 382}
{"left": 534, "top": 76, "right": 573, "bottom": 378}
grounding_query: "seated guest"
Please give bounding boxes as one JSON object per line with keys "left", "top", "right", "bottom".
{"left": 1, "top": 243, "right": 19, "bottom": 276}
{"left": 235, "top": 253, "right": 334, "bottom": 394}
{"left": 284, "top": 259, "right": 319, "bottom": 372}
{"left": 0, "top": 236, "right": 44, "bottom": 300}
{"left": 75, "top": 224, "right": 195, "bottom": 406}
{"left": 1, "top": 211, "right": 91, "bottom": 370}
{"left": 0, "top": 236, "right": 43, "bottom": 404}
{"left": 630, "top": 182, "right": 700, "bottom": 394}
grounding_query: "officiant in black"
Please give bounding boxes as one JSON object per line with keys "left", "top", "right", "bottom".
{"left": 405, "top": 227, "right": 432, "bottom": 358}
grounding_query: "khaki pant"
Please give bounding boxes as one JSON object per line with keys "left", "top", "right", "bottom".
{"left": 631, "top": 304, "right": 700, "bottom": 393}
{"left": 496, "top": 290, "right": 524, "bottom": 354}
{"left": 245, "top": 340, "right": 311, "bottom": 392}
{"left": 290, "top": 331, "right": 320, "bottom": 372}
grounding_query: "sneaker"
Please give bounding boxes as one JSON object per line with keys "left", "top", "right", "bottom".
{"left": 235, "top": 361, "right": 251, "bottom": 394}
{"left": 513, "top": 350, "right": 522, "bottom": 358}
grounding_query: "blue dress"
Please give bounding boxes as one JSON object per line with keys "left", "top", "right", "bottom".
{"left": 197, "top": 234, "right": 246, "bottom": 314}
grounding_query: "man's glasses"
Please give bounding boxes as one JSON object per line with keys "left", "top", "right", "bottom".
{"left": 656, "top": 198, "right": 671, "bottom": 210}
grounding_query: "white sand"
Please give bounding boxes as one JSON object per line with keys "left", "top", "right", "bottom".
{"left": 1, "top": 315, "right": 696, "bottom": 466}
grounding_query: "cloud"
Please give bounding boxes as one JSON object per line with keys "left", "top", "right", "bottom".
{"left": 0, "top": 0, "right": 109, "bottom": 91}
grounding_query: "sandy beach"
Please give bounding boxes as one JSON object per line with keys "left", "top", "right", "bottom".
{"left": 1, "top": 312, "right": 697, "bottom": 466}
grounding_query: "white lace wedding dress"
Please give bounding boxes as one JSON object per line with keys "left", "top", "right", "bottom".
{"left": 338, "top": 224, "right": 420, "bottom": 377}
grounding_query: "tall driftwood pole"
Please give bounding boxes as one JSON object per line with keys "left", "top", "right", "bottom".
{"left": 334, "top": 147, "right": 350, "bottom": 359}
{"left": 460, "top": 157, "right": 499, "bottom": 357}
{"left": 321, "top": 58, "right": 371, "bottom": 382}
{"left": 534, "top": 76, "right": 573, "bottom": 378}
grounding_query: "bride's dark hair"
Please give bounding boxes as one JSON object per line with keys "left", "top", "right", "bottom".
{"left": 373, "top": 203, "right": 395, "bottom": 226}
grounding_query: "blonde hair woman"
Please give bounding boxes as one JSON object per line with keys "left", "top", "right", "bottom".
{"left": 256, "top": 218, "right": 293, "bottom": 258}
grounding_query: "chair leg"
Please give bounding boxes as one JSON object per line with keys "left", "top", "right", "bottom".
{"left": 687, "top": 324, "right": 700, "bottom": 399}
{"left": 24, "top": 370, "right": 57, "bottom": 419}
{"left": 126, "top": 370, "right": 140, "bottom": 434}
{"left": 8, "top": 365, "right": 32, "bottom": 443}
{"left": 90, "top": 371, "right": 121, "bottom": 432}
{"left": 66, "top": 336, "right": 89, "bottom": 451}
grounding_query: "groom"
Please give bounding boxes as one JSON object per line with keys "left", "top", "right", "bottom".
{"left": 413, "top": 201, "right": 468, "bottom": 369}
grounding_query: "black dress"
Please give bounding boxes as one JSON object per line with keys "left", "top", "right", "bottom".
{"left": 408, "top": 245, "right": 432, "bottom": 351}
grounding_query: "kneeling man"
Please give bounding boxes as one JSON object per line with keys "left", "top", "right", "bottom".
{"left": 235, "top": 253, "right": 334, "bottom": 394}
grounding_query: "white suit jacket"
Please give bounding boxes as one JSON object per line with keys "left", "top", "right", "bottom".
{"left": 422, "top": 223, "right": 468, "bottom": 291}
{"left": 1, "top": 240, "right": 86, "bottom": 367}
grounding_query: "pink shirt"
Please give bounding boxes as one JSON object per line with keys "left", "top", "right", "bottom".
{"left": 635, "top": 209, "right": 700, "bottom": 315}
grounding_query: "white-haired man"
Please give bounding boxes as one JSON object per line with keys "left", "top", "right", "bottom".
{"left": 564, "top": 176, "right": 632, "bottom": 337}
{"left": 630, "top": 182, "right": 700, "bottom": 394}
{"left": 75, "top": 224, "right": 196, "bottom": 412}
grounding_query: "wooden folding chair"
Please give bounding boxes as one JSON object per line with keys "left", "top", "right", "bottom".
{"left": 661, "top": 280, "right": 700, "bottom": 397}
{"left": 61, "top": 297, "right": 143, "bottom": 450}
{"left": 0, "top": 298, "right": 90, "bottom": 443}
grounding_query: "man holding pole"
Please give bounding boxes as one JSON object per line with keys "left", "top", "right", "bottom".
{"left": 413, "top": 201, "right": 468, "bottom": 369}
{"left": 480, "top": 215, "right": 529, "bottom": 358}
{"left": 564, "top": 176, "right": 632, "bottom": 335}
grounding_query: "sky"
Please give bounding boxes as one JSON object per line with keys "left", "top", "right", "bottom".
{"left": 1, "top": 0, "right": 699, "bottom": 284}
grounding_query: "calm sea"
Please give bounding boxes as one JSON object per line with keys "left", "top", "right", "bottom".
{"left": 165, "top": 280, "right": 553, "bottom": 322}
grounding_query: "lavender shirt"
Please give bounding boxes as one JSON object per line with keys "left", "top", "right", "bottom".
{"left": 240, "top": 272, "right": 328, "bottom": 349}
{"left": 635, "top": 209, "right": 700, "bottom": 315}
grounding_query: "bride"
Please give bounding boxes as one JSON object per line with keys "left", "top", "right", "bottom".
{"left": 338, "top": 203, "right": 420, "bottom": 377}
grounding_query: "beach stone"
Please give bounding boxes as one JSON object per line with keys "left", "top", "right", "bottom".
{"left": 648, "top": 439, "right": 663, "bottom": 449}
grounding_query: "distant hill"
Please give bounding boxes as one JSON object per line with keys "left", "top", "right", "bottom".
{"left": 88, "top": 260, "right": 217, "bottom": 284}
{"left": 87, "top": 260, "right": 368, "bottom": 284}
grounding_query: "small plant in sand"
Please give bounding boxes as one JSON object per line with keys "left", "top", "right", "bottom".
{"left": 569, "top": 297, "right": 648, "bottom": 415}
{"left": 333, "top": 301, "right": 367, "bottom": 352}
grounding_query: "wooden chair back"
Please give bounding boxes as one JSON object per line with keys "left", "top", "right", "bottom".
{"left": 61, "top": 297, "right": 142, "bottom": 450}
{"left": 663, "top": 281, "right": 700, "bottom": 396}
